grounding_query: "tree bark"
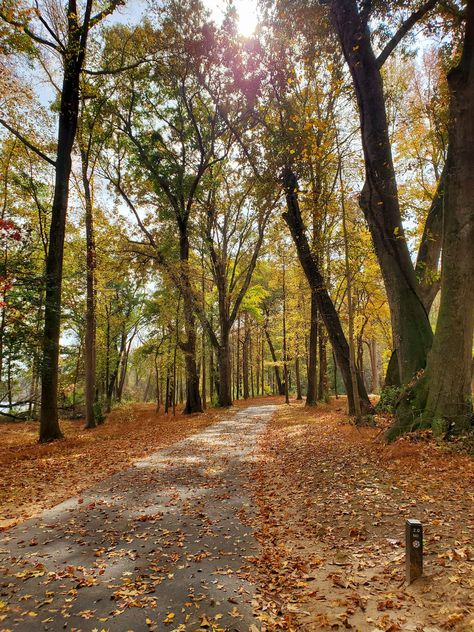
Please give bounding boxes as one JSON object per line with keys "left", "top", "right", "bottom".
{"left": 282, "top": 257, "right": 290, "bottom": 404}
{"left": 306, "top": 291, "right": 318, "bottom": 405}
{"left": 389, "top": 4, "right": 474, "bottom": 439}
{"left": 80, "top": 147, "right": 97, "bottom": 429}
{"left": 318, "top": 324, "right": 329, "bottom": 401}
{"left": 264, "top": 325, "right": 285, "bottom": 395}
{"left": 217, "top": 340, "right": 233, "bottom": 407}
{"left": 282, "top": 167, "right": 373, "bottom": 415}
{"left": 154, "top": 347, "right": 160, "bottom": 413}
{"left": 295, "top": 356, "right": 303, "bottom": 400}
{"left": 236, "top": 316, "right": 241, "bottom": 400}
{"left": 415, "top": 161, "right": 447, "bottom": 313}
{"left": 178, "top": 230, "right": 203, "bottom": 414}
{"left": 243, "top": 313, "right": 250, "bottom": 399}
{"left": 340, "top": 156, "right": 362, "bottom": 422}
{"left": 329, "top": 0, "right": 433, "bottom": 385}
{"left": 39, "top": 0, "right": 98, "bottom": 442}
{"left": 369, "top": 339, "right": 379, "bottom": 395}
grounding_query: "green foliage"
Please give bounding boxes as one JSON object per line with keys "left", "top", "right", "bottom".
{"left": 93, "top": 400, "right": 105, "bottom": 425}
{"left": 376, "top": 385, "right": 402, "bottom": 413}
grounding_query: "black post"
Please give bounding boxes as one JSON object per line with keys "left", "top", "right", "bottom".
{"left": 406, "top": 519, "right": 423, "bottom": 584}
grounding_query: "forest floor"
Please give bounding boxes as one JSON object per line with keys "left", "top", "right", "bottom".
{"left": 0, "top": 398, "right": 473, "bottom": 632}
{"left": 0, "top": 397, "right": 279, "bottom": 530}
{"left": 249, "top": 399, "right": 474, "bottom": 632}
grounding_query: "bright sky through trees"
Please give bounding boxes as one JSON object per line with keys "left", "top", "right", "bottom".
{"left": 204, "top": 0, "right": 259, "bottom": 35}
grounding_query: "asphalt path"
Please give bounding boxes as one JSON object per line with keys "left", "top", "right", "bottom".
{"left": 0, "top": 404, "right": 276, "bottom": 632}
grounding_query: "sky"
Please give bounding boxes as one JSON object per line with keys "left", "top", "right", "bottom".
{"left": 108, "top": 0, "right": 260, "bottom": 36}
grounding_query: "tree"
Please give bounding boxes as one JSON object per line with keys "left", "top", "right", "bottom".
{"left": 388, "top": 0, "right": 474, "bottom": 439}
{"left": 282, "top": 167, "right": 373, "bottom": 415}
{"left": 0, "top": 0, "right": 123, "bottom": 441}
{"left": 198, "top": 172, "right": 272, "bottom": 407}
{"left": 327, "top": 0, "right": 440, "bottom": 385}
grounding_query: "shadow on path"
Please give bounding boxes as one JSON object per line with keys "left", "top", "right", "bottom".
{"left": 0, "top": 404, "right": 276, "bottom": 631}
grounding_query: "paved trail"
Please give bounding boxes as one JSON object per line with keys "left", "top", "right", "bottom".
{"left": 0, "top": 405, "right": 276, "bottom": 632}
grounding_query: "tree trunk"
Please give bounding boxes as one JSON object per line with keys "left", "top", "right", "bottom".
{"left": 154, "top": 348, "right": 160, "bottom": 413}
{"left": 264, "top": 326, "right": 284, "bottom": 395}
{"left": 389, "top": 5, "right": 474, "bottom": 439}
{"left": 217, "top": 341, "right": 233, "bottom": 407}
{"left": 306, "top": 290, "right": 318, "bottom": 405}
{"left": 329, "top": 0, "right": 433, "bottom": 385}
{"left": 209, "top": 345, "right": 215, "bottom": 402}
{"left": 39, "top": 74, "right": 80, "bottom": 440}
{"left": 318, "top": 324, "right": 329, "bottom": 402}
{"left": 179, "top": 231, "right": 202, "bottom": 414}
{"left": 243, "top": 314, "right": 250, "bottom": 399}
{"left": 282, "top": 167, "right": 373, "bottom": 415}
{"left": 117, "top": 328, "right": 136, "bottom": 403}
{"left": 340, "top": 157, "right": 362, "bottom": 422}
{"left": 81, "top": 148, "right": 97, "bottom": 429}
{"left": 369, "top": 339, "right": 379, "bottom": 395}
{"left": 143, "top": 372, "right": 152, "bottom": 401}
{"left": 295, "top": 356, "right": 302, "bottom": 400}
{"left": 282, "top": 258, "right": 290, "bottom": 405}
{"left": 39, "top": 2, "right": 95, "bottom": 442}
{"left": 415, "top": 161, "right": 447, "bottom": 313}
{"left": 201, "top": 256, "right": 207, "bottom": 409}
{"left": 236, "top": 316, "right": 241, "bottom": 400}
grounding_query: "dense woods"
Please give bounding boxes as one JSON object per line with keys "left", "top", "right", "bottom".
{"left": 0, "top": 0, "right": 472, "bottom": 442}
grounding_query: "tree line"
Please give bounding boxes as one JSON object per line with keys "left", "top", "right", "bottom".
{"left": 0, "top": 0, "right": 472, "bottom": 442}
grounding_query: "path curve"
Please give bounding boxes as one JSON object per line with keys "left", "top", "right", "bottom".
{"left": 0, "top": 404, "right": 276, "bottom": 631}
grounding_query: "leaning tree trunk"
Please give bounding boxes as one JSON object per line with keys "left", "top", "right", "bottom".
{"left": 330, "top": 0, "right": 433, "bottom": 385}
{"left": 264, "top": 326, "right": 285, "bottom": 396}
{"left": 388, "top": 4, "right": 474, "bottom": 439}
{"left": 282, "top": 167, "right": 373, "bottom": 415}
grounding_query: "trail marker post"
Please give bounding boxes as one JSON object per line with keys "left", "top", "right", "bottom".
{"left": 406, "top": 519, "right": 423, "bottom": 584}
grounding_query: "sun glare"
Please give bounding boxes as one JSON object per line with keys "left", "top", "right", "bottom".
{"left": 235, "top": 0, "right": 259, "bottom": 37}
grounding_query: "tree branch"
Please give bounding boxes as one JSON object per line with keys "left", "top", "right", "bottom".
{"left": 0, "top": 11, "right": 60, "bottom": 51}
{"left": 89, "top": 0, "right": 125, "bottom": 28}
{"left": 0, "top": 118, "right": 56, "bottom": 167}
{"left": 376, "top": 0, "right": 439, "bottom": 69}
{"left": 84, "top": 59, "right": 152, "bottom": 75}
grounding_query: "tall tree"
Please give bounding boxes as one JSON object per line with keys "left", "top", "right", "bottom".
{"left": 0, "top": 0, "right": 123, "bottom": 441}
{"left": 327, "top": 0, "right": 438, "bottom": 385}
{"left": 389, "top": 0, "right": 474, "bottom": 438}
{"left": 282, "top": 167, "right": 373, "bottom": 415}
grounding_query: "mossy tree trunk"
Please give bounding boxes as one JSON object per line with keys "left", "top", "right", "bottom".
{"left": 329, "top": 0, "right": 434, "bottom": 386}
{"left": 388, "top": 2, "right": 474, "bottom": 440}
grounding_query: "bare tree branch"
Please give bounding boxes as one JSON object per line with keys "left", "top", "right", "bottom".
{"left": 0, "top": 118, "right": 56, "bottom": 167}
{"left": 376, "top": 0, "right": 439, "bottom": 69}
{"left": 0, "top": 11, "right": 60, "bottom": 51}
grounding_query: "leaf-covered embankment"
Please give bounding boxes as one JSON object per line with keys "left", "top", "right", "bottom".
{"left": 250, "top": 400, "right": 474, "bottom": 631}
